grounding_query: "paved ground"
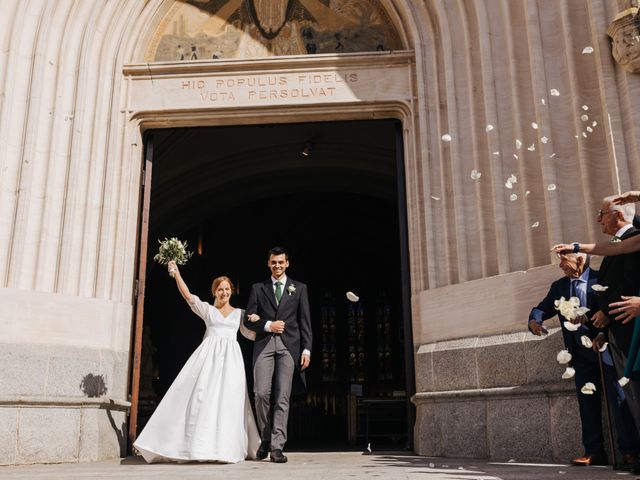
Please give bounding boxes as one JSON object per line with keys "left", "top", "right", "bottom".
{"left": 0, "top": 452, "right": 637, "bottom": 480}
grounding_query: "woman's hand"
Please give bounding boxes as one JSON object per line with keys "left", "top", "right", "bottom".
{"left": 609, "top": 296, "right": 640, "bottom": 324}
{"left": 247, "top": 313, "right": 260, "bottom": 323}
{"left": 167, "top": 260, "right": 179, "bottom": 277}
{"left": 611, "top": 191, "right": 640, "bottom": 205}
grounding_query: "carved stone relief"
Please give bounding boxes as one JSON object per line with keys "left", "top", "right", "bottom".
{"left": 607, "top": 7, "right": 640, "bottom": 73}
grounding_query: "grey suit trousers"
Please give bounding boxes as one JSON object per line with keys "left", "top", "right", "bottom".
{"left": 253, "top": 335, "right": 295, "bottom": 451}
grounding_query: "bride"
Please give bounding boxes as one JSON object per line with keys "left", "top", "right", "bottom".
{"left": 134, "top": 260, "right": 261, "bottom": 463}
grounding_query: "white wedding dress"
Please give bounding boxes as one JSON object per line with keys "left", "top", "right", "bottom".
{"left": 134, "top": 296, "right": 260, "bottom": 463}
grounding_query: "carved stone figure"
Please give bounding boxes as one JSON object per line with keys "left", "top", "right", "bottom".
{"left": 607, "top": 7, "right": 640, "bottom": 73}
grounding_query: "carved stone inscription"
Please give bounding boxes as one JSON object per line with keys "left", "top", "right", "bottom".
{"left": 180, "top": 71, "right": 360, "bottom": 104}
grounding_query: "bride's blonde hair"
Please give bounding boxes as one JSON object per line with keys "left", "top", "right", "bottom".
{"left": 211, "top": 276, "right": 235, "bottom": 297}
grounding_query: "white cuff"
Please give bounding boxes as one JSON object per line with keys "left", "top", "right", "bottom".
{"left": 264, "top": 321, "right": 272, "bottom": 332}
{"left": 302, "top": 349, "right": 311, "bottom": 357}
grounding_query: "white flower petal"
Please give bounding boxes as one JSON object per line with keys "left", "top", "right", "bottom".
{"left": 619, "top": 376, "right": 630, "bottom": 387}
{"left": 541, "top": 136, "right": 549, "bottom": 144}
{"left": 582, "top": 46, "right": 594, "bottom": 54}
{"left": 549, "top": 152, "right": 557, "bottom": 158}
{"left": 515, "top": 139, "right": 522, "bottom": 149}
{"left": 531, "top": 122, "right": 539, "bottom": 129}
{"left": 486, "top": 124, "right": 494, "bottom": 132}
{"left": 592, "top": 121, "right": 597, "bottom": 127}
{"left": 581, "top": 114, "right": 589, "bottom": 122}
{"left": 580, "top": 335, "right": 593, "bottom": 348}
{"left": 531, "top": 221, "right": 540, "bottom": 228}
{"left": 598, "top": 342, "right": 608, "bottom": 352}
{"left": 582, "top": 131, "right": 588, "bottom": 138}
{"left": 562, "top": 367, "right": 576, "bottom": 379}
{"left": 586, "top": 126, "right": 593, "bottom": 133}
{"left": 576, "top": 306, "right": 590, "bottom": 316}
{"left": 431, "top": 196, "right": 440, "bottom": 201}
{"left": 557, "top": 349, "right": 572, "bottom": 364}
{"left": 525, "top": 190, "right": 531, "bottom": 196}
{"left": 513, "top": 153, "right": 519, "bottom": 160}
{"left": 563, "top": 321, "right": 580, "bottom": 332}
{"left": 507, "top": 174, "right": 517, "bottom": 184}
{"left": 492, "top": 151, "right": 500, "bottom": 155}
{"left": 505, "top": 181, "right": 513, "bottom": 189}
{"left": 527, "top": 144, "right": 535, "bottom": 151}
{"left": 550, "top": 88, "right": 560, "bottom": 96}
{"left": 582, "top": 105, "right": 589, "bottom": 111}
{"left": 580, "top": 382, "right": 596, "bottom": 394}
{"left": 346, "top": 291, "right": 360, "bottom": 302}
{"left": 591, "top": 284, "right": 608, "bottom": 292}
{"left": 470, "top": 169, "right": 482, "bottom": 180}
{"left": 541, "top": 98, "right": 546, "bottom": 105}
{"left": 510, "top": 194, "right": 518, "bottom": 201}
{"left": 441, "top": 134, "right": 452, "bottom": 142}
{"left": 547, "top": 184, "right": 557, "bottom": 191}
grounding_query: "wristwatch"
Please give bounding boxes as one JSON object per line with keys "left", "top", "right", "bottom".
{"left": 572, "top": 242, "right": 580, "bottom": 253}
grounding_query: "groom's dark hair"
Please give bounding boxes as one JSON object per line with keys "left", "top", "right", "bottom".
{"left": 268, "top": 246, "right": 288, "bottom": 260}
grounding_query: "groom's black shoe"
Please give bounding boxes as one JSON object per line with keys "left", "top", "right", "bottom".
{"left": 256, "top": 441, "right": 270, "bottom": 460}
{"left": 270, "top": 449, "right": 288, "bottom": 463}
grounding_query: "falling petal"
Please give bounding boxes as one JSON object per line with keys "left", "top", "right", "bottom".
{"left": 562, "top": 367, "right": 576, "bottom": 379}
{"left": 441, "top": 133, "right": 452, "bottom": 142}
{"left": 550, "top": 88, "right": 560, "bottom": 96}
{"left": 528, "top": 144, "right": 535, "bottom": 151}
{"left": 587, "top": 126, "right": 593, "bottom": 133}
{"left": 541, "top": 136, "right": 549, "bottom": 144}
{"left": 557, "top": 349, "right": 572, "bottom": 364}
{"left": 563, "top": 321, "right": 580, "bottom": 332}
{"left": 582, "top": 46, "right": 594, "bottom": 54}
{"left": 582, "top": 132, "right": 588, "bottom": 138}
{"left": 549, "top": 153, "right": 556, "bottom": 158}
{"left": 515, "top": 139, "right": 522, "bottom": 149}
{"left": 547, "top": 184, "right": 556, "bottom": 191}
{"left": 505, "top": 181, "right": 513, "bottom": 189}
{"left": 580, "top": 382, "right": 596, "bottom": 394}
{"left": 580, "top": 335, "right": 593, "bottom": 348}
{"left": 591, "top": 284, "right": 608, "bottom": 292}
{"left": 592, "top": 121, "right": 597, "bottom": 127}
{"left": 581, "top": 114, "right": 589, "bottom": 121}
{"left": 486, "top": 124, "right": 494, "bottom": 132}
{"left": 507, "top": 174, "right": 517, "bottom": 184}
{"left": 525, "top": 190, "right": 531, "bottom": 196}
{"left": 470, "top": 169, "right": 482, "bottom": 180}
{"left": 531, "top": 122, "right": 538, "bottom": 129}
{"left": 541, "top": 98, "right": 546, "bottom": 105}
{"left": 513, "top": 153, "right": 519, "bottom": 159}
{"left": 598, "top": 342, "right": 608, "bottom": 352}
{"left": 531, "top": 221, "right": 540, "bottom": 228}
{"left": 619, "top": 377, "right": 630, "bottom": 386}
{"left": 510, "top": 194, "right": 518, "bottom": 201}
{"left": 582, "top": 105, "right": 589, "bottom": 111}
{"left": 346, "top": 291, "right": 360, "bottom": 302}
{"left": 431, "top": 196, "right": 440, "bottom": 201}
{"left": 493, "top": 151, "right": 500, "bottom": 155}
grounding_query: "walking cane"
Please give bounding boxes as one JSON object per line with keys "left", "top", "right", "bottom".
{"left": 597, "top": 350, "right": 618, "bottom": 469}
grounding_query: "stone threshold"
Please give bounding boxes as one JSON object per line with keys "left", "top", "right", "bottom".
{"left": 412, "top": 382, "right": 574, "bottom": 403}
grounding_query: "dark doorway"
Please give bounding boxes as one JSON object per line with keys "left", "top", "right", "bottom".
{"left": 135, "top": 119, "right": 413, "bottom": 450}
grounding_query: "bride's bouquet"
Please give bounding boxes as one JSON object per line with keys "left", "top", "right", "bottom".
{"left": 153, "top": 237, "right": 193, "bottom": 277}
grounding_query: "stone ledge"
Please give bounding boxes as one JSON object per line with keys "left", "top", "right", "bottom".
{"left": 412, "top": 382, "right": 574, "bottom": 403}
{"left": 0, "top": 396, "right": 130, "bottom": 410}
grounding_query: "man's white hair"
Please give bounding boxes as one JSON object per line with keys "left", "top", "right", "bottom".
{"left": 604, "top": 195, "right": 635, "bottom": 222}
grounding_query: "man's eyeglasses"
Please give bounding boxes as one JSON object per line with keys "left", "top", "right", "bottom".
{"left": 597, "top": 209, "right": 616, "bottom": 218}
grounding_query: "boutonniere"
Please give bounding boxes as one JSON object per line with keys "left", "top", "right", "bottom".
{"left": 287, "top": 284, "right": 296, "bottom": 295}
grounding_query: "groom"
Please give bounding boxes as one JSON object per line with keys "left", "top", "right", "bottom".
{"left": 244, "top": 246, "right": 313, "bottom": 463}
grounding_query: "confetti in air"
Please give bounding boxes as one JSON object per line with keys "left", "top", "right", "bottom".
{"left": 582, "top": 46, "right": 594, "bottom": 54}
{"left": 441, "top": 134, "right": 452, "bottom": 142}
{"left": 550, "top": 89, "right": 560, "bottom": 96}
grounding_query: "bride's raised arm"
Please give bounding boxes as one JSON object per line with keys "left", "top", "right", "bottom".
{"left": 168, "top": 260, "right": 194, "bottom": 304}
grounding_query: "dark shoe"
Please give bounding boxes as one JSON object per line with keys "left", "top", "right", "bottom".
{"left": 270, "top": 449, "right": 288, "bottom": 463}
{"left": 256, "top": 441, "right": 270, "bottom": 460}
{"left": 570, "top": 452, "right": 608, "bottom": 466}
{"left": 619, "top": 453, "right": 637, "bottom": 471}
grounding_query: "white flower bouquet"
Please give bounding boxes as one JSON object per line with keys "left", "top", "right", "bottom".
{"left": 554, "top": 296, "right": 589, "bottom": 321}
{"left": 153, "top": 237, "right": 193, "bottom": 277}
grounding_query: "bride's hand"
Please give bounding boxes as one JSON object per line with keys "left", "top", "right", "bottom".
{"left": 247, "top": 313, "right": 260, "bottom": 322}
{"left": 167, "top": 260, "right": 178, "bottom": 276}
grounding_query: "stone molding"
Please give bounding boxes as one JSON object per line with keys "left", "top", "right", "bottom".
{"left": 0, "top": 396, "right": 130, "bottom": 410}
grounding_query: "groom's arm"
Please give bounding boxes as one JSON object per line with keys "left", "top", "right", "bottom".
{"left": 298, "top": 283, "right": 312, "bottom": 357}
{"left": 244, "top": 284, "right": 268, "bottom": 332}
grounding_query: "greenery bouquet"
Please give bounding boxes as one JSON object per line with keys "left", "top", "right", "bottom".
{"left": 153, "top": 237, "right": 193, "bottom": 277}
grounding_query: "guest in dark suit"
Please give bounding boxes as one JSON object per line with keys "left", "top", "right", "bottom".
{"left": 244, "top": 247, "right": 313, "bottom": 464}
{"left": 529, "top": 252, "right": 639, "bottom": 466}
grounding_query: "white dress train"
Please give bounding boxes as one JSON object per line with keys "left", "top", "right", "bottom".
{"left": 134, "top": 296, "right": 260, "bottom": 463}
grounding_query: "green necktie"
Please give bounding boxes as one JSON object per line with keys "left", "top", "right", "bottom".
{"left": 275, "top": 281, "right": 283, "bottom": 304}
